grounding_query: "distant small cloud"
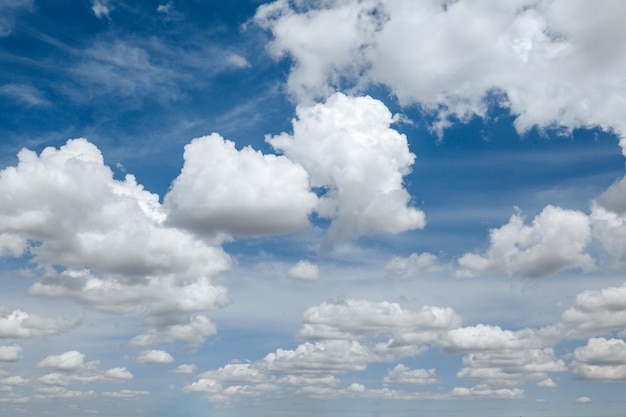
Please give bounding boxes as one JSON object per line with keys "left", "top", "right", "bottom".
{"left": 92, "top": 1, "right": 110, "bottom": 20}
{"left": 287, "top": 260, "right": 320, "bottom": 281}
{"left": 136, "top": 349, "right": 174, "bottom": 364}
{"left": 37, "top": 350, "right": 85, "bottom": 371}
{"left": 576, "top": 396, "right": 592, "bottom": 404}
{"left": 536, "top": 378, "right": 557, "bottom": 388}
{"left": 172, "top": 364, "right": 197, "bottom": 374}
{"left": 226, "top": 53, "right": 251, "bottom": 69}
{"left": 157, "top": 2, "right": 183, "bottom": 21}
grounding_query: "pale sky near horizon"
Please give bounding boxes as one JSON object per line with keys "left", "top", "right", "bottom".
{"left": 2, "top": 1, "right": 626, "bottom": 416}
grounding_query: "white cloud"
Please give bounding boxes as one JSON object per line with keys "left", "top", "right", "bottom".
{"left": 0, "top": 139, "right": 230, "bottom": 279}
{"left": 440, "top": 325, "right": 545, "bottom": 353}
{"left": 385, "top": 252, "right": 445, "bottom": 280}
{"left": 0, "top": 376, "right": 28, "bottom": 386}
{"left": 172, "top": 364, "right": 197, "bottom": 374}
{"left": 299, "top": 299, "right": 461, "bottom": 341}
{"left": 287, "top": 260, "right": 320, "bottom": 282}
{"left": 571, "top": 338, "right": 626, "bottom": 381}
{"left": 457, "top": 206, "right": 592, "bottom": 278}
{"left": 38, "top": 365, "right": 133, "bottom": 386}
{"left": 255, "top": 0, "right": 626, "bottom": 144}
{"left": 589, "top": 200, "right": 626, "bottom": 264}
{"left": 131, "top": 314, "right": 219, "bottom": 347}
{"left": 102, "top": 390, "right": 150, "bottom": 399}
{"left": 383, "top": 364, "right": 437, "bottom": 386}
{"left": 257, "top": 340, "right": 373, "bottom": 375}
{"left": 37, "top": 351, "right": 85, "bottom": 371}
{"left": 0, "top": 139, "right": 231, "bottom": 346}
{"left": 576, "top": 396, "right": 592, "bottom": 404}
{"left": 536, "top": 378, "right": 557, "bottom": 388}
{"left": 199, "top": 363, "right": 265, "bottom": 384}
{"left": 91, "top": 1, "right": 110, "bottom": 20}
{"left": 456, "top": 348, "right": 566, "bottom": 387}
{"left": 104, "top": 367, "right": 133, "bottom": 381}
{"left": 561, "top": 282, "right": 626, "bottom": 334}
{"left": 0, "top": 345, "right": 21, "bottom": 362}
{"left": 136, "top": 349, "right": 174, "bottom": 364}
{"left": 0, "top": 308, "right": 80, "bottom": 339}
{"left": 267, "top": 93, "right": 425, "bottom": 241}
{"left": 165, "top": 133, "right": 317, "bottom": 239}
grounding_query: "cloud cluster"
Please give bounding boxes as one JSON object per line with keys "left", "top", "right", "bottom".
{"left": 184, "top": 297, "right": 554, "bottom": 404}
{"left": 255, "top": 0, "right": 626, "bottom": 143}
{"left": 0, "top": 139, "right": 230, "bottom": 346}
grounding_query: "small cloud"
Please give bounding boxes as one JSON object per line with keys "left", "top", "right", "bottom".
{"left": 226, "top": 53, "right": 251, "bottom": 69}
{"left": 0, "top": 345, "right": 22, "bottom": 362}
{"left": 287, "top": 260, "right": 320, "bottom": 282}
{"left": 104, "top": 367, "right": 133, "bottom": 381}
{"left": 157, "top": 2, "right": 183, "bottom": 21}
{"left": 92, "top": 1, "right": 110, "bottom": 20}
{"left": 576, "top": 396, "right": 592, "bottom": 404}
{"left": 172, "top": 364, "right": 197, "bottom": 374}
{"left": 37, "top": 351, "right": 85, "bottom": 371}
{"left": 536, "top": 378, "right": 557, "bottom": 388}
{"left": 136, "top": 349, "right": 174, "bottom": 364}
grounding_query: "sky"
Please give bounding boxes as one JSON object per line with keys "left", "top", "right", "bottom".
{"left": 1, "top": 0, "right": 626, "bottom": 416}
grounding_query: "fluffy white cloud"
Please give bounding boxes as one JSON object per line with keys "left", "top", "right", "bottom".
{"left": 255, "top": 0, "right": 626, "bottom": 144}
{"left": 165, "top": 133, "right": 317, "bottom": 239}
{"left": 385, "top": 252, "right": 445, "bottom": 280}
{"left": 199, "top": 363, "right": 265, "bottom": 384}
{"left": 136, "top": 349, "right": 174, "bottom": 364}
{"left": 299, "top": 299, "right": 461, "bottom": 341}
{"left": 37, "top": 351, "right": 85, "bottom": 371}
{"left": 457, "top": 206, "right": 592, "bottom": 278}
{"left": 576, "top": 396, "right": 592, "bottom": 404}
{"left": 104, "top": 367, "right": 133, "bottom": 381}
{"left": 267, "top": 93, "right": 425, "bottom": 241}
{"left": 440, "top": 325, "right": 545, "bottom": 353}
{"left": 39, "top": 365, "right": 133, "bottom": 386}
{"left": 0, "top": 139, "right": 232, "bottom": 346}
{"left": 456, "top": 348, "right": 566, "bottom": 386}
{"left": 383, "top": 364, "right": 437, "bottom": 386}
{"left": 589, "top": 200, "right": 626, "bottom": 264}
{"left": 0, "top": 308, "right": 80, "bottom": 339}
{"left": 561, "top": 282, "right": 626, "bottom": 334}
{"left": 536, "top": 378, "right": 557, "bottom": 388}
{"left": 0, "top": 345, "right": 21, "bottom": 362}
{"left": 0, "top": 376, "right": 28, "bottom": 386}
{"left": 287, "top": 260, "right": 320, "bottom": 281}
{"left": 0, "top": 139, "right": 230, "bottom": 279}
{"left": 257, "top": 340, "right": 373, "bottom": 375}
{"left": 571, "top": 338, "right": 626, "bottom": 381}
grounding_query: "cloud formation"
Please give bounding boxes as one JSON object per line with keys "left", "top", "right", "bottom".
{"left": 268, "top": 93, "right": 425, "bottom": 241}
{"left": 255, "top": 0, "right": 626, "bottom": 145}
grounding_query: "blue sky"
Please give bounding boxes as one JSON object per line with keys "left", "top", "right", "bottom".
{"left": 2, "top": 0, "right": 626, "bottom": 416}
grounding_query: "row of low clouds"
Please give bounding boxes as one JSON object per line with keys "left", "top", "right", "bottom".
{"left": 183, "top": 281, "right": 626, "bottom": 404}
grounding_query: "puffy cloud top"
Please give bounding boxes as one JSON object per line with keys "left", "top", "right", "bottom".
{"left": 268, "top": 93, "right": 425, "bottom": 241}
